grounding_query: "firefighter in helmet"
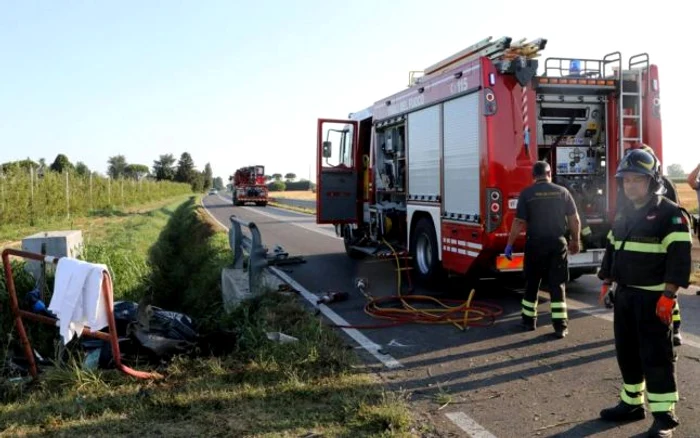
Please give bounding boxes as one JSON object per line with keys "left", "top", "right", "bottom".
{"left": 612, "top": 144, "right": 684, "bottom": 346}
{"left": 598, "top": 148, "right": 692, "bottom": 437}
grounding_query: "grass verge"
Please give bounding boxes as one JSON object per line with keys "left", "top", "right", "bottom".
{"left": 1, "top": 195, "right": 421, "bottom": 437}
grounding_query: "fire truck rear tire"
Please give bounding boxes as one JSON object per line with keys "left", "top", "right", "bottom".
{"left": 256, "top": 202, "right": 267, "bottom": 207}
{"left": 410, "top": 217, "right": 442, "bottom": 285}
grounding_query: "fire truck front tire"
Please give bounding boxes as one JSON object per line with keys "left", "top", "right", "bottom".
{"left": 410, "top": 217, "right": 442, "bottom": 284}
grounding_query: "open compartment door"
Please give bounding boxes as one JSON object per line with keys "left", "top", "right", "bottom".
{"left": 316, "top": 118, "right": 359, "bottom": 224}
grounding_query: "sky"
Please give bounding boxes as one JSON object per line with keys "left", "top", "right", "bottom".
{"left": 1, "top": 0, "right": 698, "bottom": 182}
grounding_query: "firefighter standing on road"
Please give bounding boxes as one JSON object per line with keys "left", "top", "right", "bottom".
{"left": 505, "top": 161, "right": 581, "bottom": 338}
{"left": 598, "top": 149, "right": 692, "bottom": 437}
{"left": 615, "top": 145, "right": 685, "bottom": 346}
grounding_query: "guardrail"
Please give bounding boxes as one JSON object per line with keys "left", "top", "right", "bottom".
{"left": 228, "top": 214, "right": 268, "bottom": 297}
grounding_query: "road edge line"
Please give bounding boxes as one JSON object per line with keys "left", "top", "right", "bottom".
{"left": 268, "top": 266, "right": 403, "bottom": 369}
{"left": 201, "top": 196, "right": 230, "bottom": 231}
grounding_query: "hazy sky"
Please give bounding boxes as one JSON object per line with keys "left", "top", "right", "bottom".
{"left": 1, "top": 0, "right": 697, "bottom": 181}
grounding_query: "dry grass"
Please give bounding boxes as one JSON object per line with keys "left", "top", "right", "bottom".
{"left": 269, "top": 190, "right": 316, "bottom": 200}
{"left": 677, "top": 183, "right": 698, "bottom": 213}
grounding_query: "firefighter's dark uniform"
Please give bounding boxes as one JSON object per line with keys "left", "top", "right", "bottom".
{"left": 616, "top": 155, "right": 683, "bottom": 344}
{"left": 598, "top": 149, "right": 692, "bottom": 436}
{"left": 516, "top": 180, "right": 578, "bottom": 332}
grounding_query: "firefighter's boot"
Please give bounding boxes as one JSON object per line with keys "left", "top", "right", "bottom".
{"left": 599, "top": 401, "right": 646, "bottom": 422}
{"left": 646, "top": 412, "right": 679, "bottom": 437}
{"left": 673, "top": 331, "right": 682, "bottom": 347}
{"left": 520, "top": 315, "right": 536, "bottom": 331}
{"left": 554, "top": 325, "right": 568, "bottom": 339}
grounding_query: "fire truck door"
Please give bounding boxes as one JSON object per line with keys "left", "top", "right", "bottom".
{"left": 316, "top": 118, "right": 360, "bottom": 224}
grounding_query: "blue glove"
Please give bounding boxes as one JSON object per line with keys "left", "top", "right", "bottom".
{"left": 504, "top": 244, "right": 513, "bottom": 260}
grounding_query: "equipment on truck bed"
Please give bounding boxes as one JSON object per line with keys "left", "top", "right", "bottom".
{"left": 315, "top": 35, "right": 663, "bottom": 290}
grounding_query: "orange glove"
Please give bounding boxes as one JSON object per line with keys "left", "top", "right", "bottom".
{"left": 598, "top": 283, "right": 610, "bottom": 305}
{"left": 656, "top": 294, "right": 676, "bottom": 325}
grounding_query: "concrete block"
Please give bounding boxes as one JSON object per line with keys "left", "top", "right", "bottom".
{"left": 21, "top": 230, "right": 83, "bottom": 280}
{"left": 221, "top": 267, "right": 284, "bottom": 313}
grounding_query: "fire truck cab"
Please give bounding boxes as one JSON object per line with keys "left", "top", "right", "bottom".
{"left": 315, "top": 36, "right": 662, "bottom": 287}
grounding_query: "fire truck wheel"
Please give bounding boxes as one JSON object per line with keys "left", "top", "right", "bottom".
{"left": 411, "top": 217, "right": 441, "bottom": 284}
{"left": 256, "top": 202, "right": 267, "bottom": 207}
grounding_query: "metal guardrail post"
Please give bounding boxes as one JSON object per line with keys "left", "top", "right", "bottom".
{"left": 228, "top": 215, "right": 244, "bottom": 269}
{"left": 228, "top": 214, "right": 266, "bottom": 296}
{"left": 248, "top": 223, "right": 267, "bottom": 297}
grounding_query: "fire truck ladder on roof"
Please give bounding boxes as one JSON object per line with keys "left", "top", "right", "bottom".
{"left": 409, "top": 36, "right": 547, "bottom": 86}
{"left": 619, "top": 53, "right": 649, "bottom": 157}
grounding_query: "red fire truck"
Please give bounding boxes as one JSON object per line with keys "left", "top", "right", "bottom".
{"left": 315, "top": 36, "right": 663, "bottom": 285}
{"left": 231, "top": 165, "right": 268, "bottom": 207}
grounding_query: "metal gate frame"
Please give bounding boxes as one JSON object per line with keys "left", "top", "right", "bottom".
{"left": 2, "top": 248, "right": 162, "bottom": 380}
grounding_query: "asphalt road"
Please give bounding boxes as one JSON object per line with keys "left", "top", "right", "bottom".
{"left": 204, "top": 194, "right": 700, "bottom": 438}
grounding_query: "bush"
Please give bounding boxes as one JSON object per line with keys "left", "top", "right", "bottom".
{"left": 284, "top": 180, "right": 312, "bottom": 191}
{"left": 268, "top": 181, "right": 286, "bottom": 192}
{"left": 147, "top": 197, "right": 231, "bottom": 332}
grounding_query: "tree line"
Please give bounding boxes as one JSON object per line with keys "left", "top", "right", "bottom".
{"left": 2, "top": 152, "right": 223, "bottom": 193}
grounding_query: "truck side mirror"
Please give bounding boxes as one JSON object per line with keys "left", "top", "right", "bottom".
{"left": 322, "top": 141, "right": 332, "bottom": 158}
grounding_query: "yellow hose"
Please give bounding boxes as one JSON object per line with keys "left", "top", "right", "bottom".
{"left": 354, "top": 238, "right": 502, "bottom": 331}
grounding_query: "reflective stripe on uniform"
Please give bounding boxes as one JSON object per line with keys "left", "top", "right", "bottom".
{"left": 648, "top": 391, "right": 679, "bottom": 413}
{"left": 661, "top": 231, "right": 692, "bottom": 249}
{"left": 611, "top": 231, "right": 691, "bottom": 253}
{"left": 521, "top": 298, "right": 537, "bottom": 317}
{"left": 582, "top": 226, "right": 592, "bottom": 236}
{"left": 673, "top": 301, "right": 681, "bottom": 322}
{"left": 550, "top": 301, "right": 568, "bottom": 320}
{"left": 629, "top": 283, "right": 666, "bottom": 292}
{"left": 614, "top": 241, "right": 664, "bottom": 253}
{"left": 620, "top": 382, "right": 645, "bottom": 406}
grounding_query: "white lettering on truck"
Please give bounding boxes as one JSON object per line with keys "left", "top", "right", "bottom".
{"left": 387, "top": 93, "right": 425, "bottom": 116}
{"left": 450, "top": 77, "right": 469, "bottom": 95}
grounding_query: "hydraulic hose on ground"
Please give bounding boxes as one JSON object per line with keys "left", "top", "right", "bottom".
{"left": 330, "top": 239, "right": 504, "bottom": 331}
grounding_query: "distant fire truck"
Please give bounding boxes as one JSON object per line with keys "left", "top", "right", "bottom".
{"left": 315, "top": 36, "right": 663, "bottom": 285}
{"left": 230, "top": 165, "right": 268, "bottom": 207}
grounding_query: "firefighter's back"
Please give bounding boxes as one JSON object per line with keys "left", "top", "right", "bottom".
{"left": 518, "top": 181, "right": 577, "bottom": 242}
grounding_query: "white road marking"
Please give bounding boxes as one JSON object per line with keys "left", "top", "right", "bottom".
{"left": 268, "top": 266, "right": 402, "bottom": 369}
{"left": 202, "top": 197, "right": 403, "bottom": 370}
{"left": 241, "top": 205, "right": 339, "bottom": 240}
{"left": 445, "top": 412, "right": 498, "bottom": 438}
